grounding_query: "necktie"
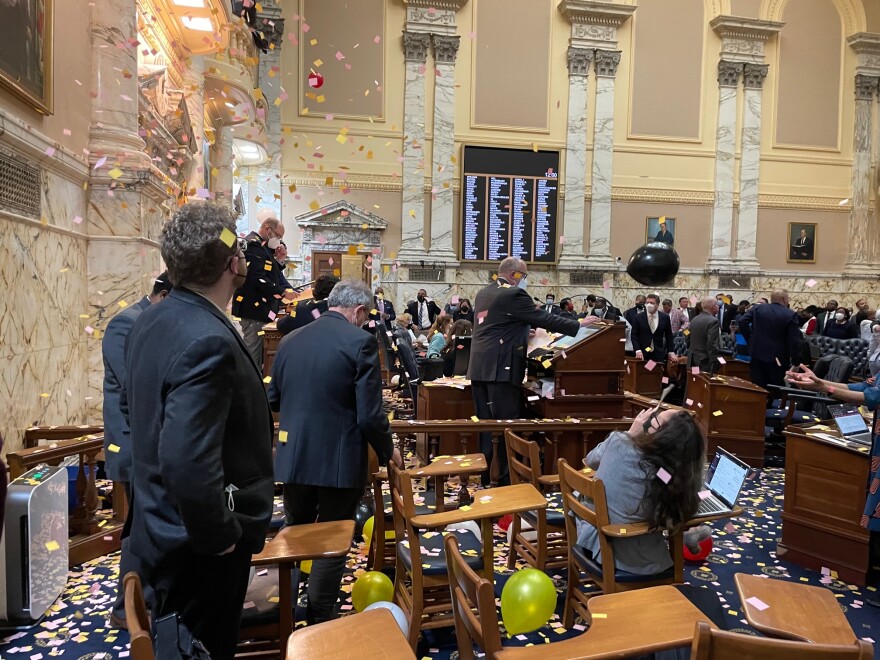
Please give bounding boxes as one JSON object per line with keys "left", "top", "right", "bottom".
{"left": 649, "top": 314, "right": 657, "bottom": 334}
{"left": 420, "top": 302, "right": 428, "bottom": 328}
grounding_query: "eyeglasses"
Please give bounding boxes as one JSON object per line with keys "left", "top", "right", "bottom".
{"left": 642, "top": 411, "right": 662, "bottom": 435}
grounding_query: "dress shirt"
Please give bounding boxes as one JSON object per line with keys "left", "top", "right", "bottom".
{"left": 418, "top": 301, "right": 429, "bottom": 329}
{"left": 648, "top": 312, "right": 658, "bottom": 334}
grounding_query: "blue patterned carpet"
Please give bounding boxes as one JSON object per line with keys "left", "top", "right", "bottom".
{"left": 1, "top": 468, "right": 877, "bottom": 659}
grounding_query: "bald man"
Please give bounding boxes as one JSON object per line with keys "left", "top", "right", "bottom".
{"left": 687, "top": 297, "right": 721, "bottom": 375}
{"left": 739, "top": 289, "right": 803, "bottom": 391}
{"left": 232, "top": 217, "right": 296, "bottom": 369}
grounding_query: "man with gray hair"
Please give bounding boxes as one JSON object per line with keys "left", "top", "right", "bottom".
{"left": 687, "top": 296, "right": 722, "bottom": 374}
{"left": 270, "top": 279, "right": 401, "bottom": 624}
{"left": 124, "top": 202, "right": 275, "bottom": 658}
{"left": 739, "top": 288, "right": 803, "bottom": 391}
{"left": 232, "top": 215, "right": 296, "bottom": 370}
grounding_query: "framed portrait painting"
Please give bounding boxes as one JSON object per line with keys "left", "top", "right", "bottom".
{"left": 646, "top": 216, "right": 675, "bottom": 246}
{"left": 0, "top": 0, "right": 53, "bottom": 114}
{"left": 787, "top": 222, "right": 816, "bottom": 263}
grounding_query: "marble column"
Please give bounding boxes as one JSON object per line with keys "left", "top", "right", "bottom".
{"left": 586, "top": 50, "right": 621, "bottom": 266}
{"left": 735, "top": 63, "right": 768, "bottom": 268}
{"left": 214, "top": 126, "right": 235, "bottom": 204}
{"left": 428, "top": 34, "right": 460, "bottom": 261}
{"left": 183, "top": 56, "right": 206, "bottom": 195}
{"left": 708, "top": 60, "right": 743, "bottom": 266}
{"left": 845, "top": 74, "right": 880, "bottom": 271}
{"left": 398, "top": 31, "right": 431, "bottom": 259}
{"left": 559, "top": 47, "right": 592, "bottom": 268}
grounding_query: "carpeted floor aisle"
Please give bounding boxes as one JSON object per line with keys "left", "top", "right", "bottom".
{"left": 1, "top": 467, "right": 877, "bottom": 659}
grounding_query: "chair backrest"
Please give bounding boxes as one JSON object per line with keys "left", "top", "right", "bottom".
{"left": 124, "top": 572, "right": 154, "bottom": 660}
{"left": 452, "top": 337, "right": 471, "bottom": 376}
{"left": 826, "top": 355, "right": 855, "bottom": 383}
{"left": 690, "top": 621, "right": 873, "bottom": 660}
{"left": 673, "top": 333, "right": 689, "bottom": 356}
{"left": 810, "top": 336, "right": 840, "bottom": 360}
{"left": 420, "top": 357, "right": 445, "bottom": 382}
{"left": 557, "top": 459, "right": 614, "bottom": 582}
{"left": 444, "top": 535, "right": 503, "bottom": 660}
{"left": 387, "top": 462, "right": 425, "bottom": 579}
{"left": 504, "top": 429, "right": 543, "bottom": 488}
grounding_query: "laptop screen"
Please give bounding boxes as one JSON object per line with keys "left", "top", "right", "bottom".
{"left": 706, "top": 450, "right": 749, "bottom": 507}
{"left": 830, "top": 405, "right": 869, "bottom": 436}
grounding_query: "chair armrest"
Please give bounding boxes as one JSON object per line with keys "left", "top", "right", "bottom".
{"left": 538, "top": 474, "right": 560, "bottom": 487}
{"left": 600, "top": 522, "right": 653, "bottom": 537}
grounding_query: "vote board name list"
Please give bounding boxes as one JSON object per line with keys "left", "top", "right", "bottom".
{"left": 461, "top": 173, "right": 557, "bottom": 262}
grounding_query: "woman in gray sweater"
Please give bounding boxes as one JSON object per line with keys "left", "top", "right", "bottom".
{"left": 575, "top": 408, "right": 705, "bottom": 575}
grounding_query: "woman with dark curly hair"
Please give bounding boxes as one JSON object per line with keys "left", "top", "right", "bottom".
{"left": 575, "top": 407, "right": 706, "bottom": 575}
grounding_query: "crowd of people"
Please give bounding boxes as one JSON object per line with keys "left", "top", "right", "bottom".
{"left": 96, "top": 204, "right": 880, "bottom": 657}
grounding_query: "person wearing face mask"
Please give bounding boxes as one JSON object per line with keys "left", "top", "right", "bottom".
{"left": 738, "top": 288, "right": 803, "bottom": 394}
{"left": 558, "top": 297, "right": 578, "bottom": 320}
{"left": 590, "top": 296, "right": 620, "bottom": 321}
{"left": 453, "top": 297, "right": 475, "bottom": 324}
{"left": 269, "top": 280, "right": 402, "bottom": 624}
{"left": 623, "top": 294, "right": 647, "bottom": 327}
{"left": 821, "top": 306, "right": 858, "bottom": 340}
{"left": 468, "top": 257, "right": 599, "bottom": 485}
{"left": 123, "top": 203, "right": 275, "bottom": 658}
{"left": 232, "top": 216, "right": 297, "bottom": 370}
{"left": 406, "top": 288, "right": 441, "bottom": 331}
{"left": 373, "top": 286, "right": 396, "bottom": 331}
{"left": 630, "top": 293, "right": 676, "bottom": 365}
{"left": 543, "top": 293, "right": 561, "bottom": 315}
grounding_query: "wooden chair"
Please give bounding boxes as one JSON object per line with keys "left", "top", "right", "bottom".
{"left": 557, "top": 459, "right": 682, "bottom": 628}
{"left": 690, "top": 621, "right": 874, "bottom": 659}
{"left": 286, "top": 608, "right": 416, "bottom": 659}
{"left": 123, "top": 572, "right": 153, "bottom": 660}
{"left": 444, "top": 535, "right": 503, "bottom": 660}
{"left": 504, "top": 429, "right": 567, "bottom": 571}
{"left": 367, "top": 446, "right": 397, "bottom": 572}
{"left": 388, "top": 462, "right": 484, "bottom": 649}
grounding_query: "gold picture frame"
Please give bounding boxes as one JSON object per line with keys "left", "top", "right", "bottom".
{"left": 646, "top": 216, "right": 675, "bottom": 246}
{"left": 0, "top": 0, "right": 54, "bottom": 115}
{"left": 787, "top": 222, "right": 816, "bottom": 264}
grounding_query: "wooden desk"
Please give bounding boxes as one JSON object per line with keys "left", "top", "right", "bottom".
{"left": 416, "top": 381, "right": 475, "bottom": 462}
{"left": 686, "top": 373, "right": 767, "bottom": 467}
{"left": 622, "top": 357, "right": 664, "bottom": 398}
{"left": 718, "top": 358, "right": 751, "bottom": 382}
{"left": 411, "top": 453, "right": 487, "bottom": 512}
{"left": 252, "top": 520, "right": 355, "bottom": 646}
{"left": 734, "top": 573, "right": 857, "bottom": 645}
{"left": 286, "top": 609, "right": 415, "bottom": 660}
{"left": 263, "top": 322, "right": 283, "bottom": 378}
{"left": 496, "top": 585, "right": 715, "bottom": 659}
{"left": 778, "top": 424, "right": 871, "bottom": 585}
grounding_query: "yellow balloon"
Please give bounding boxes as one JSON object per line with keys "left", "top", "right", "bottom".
{"left": 351, "top": 571, "right": 394, "bottom": 612}
{"left": 500, "top": 569, "right": 557, "bottom": 635}
{"left": 363, "top": 516, "right": 375, "bottom": 552}
{"left": 300, "top": 560, "right": 312, "bottom": 574}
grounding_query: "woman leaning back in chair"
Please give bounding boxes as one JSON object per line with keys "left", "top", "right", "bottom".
{"left": 576, "top": 407, "right": 708, "bottom": 576}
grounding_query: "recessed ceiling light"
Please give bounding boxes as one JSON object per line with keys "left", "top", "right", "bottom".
{"left": 181, "top": 16, "right": 214, "bottom": 31}
{"left": 172, "top": 0, "right": 205, "bottom": 7}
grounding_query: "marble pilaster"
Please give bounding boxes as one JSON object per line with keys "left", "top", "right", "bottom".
{"left": 214, "top": 125, "right": 235, "bottom": 204}
{"left": 845, "top": 74, "right": 879, "bottom": 271}
{"left": 428, "top": 34, "right": 460, "bottom": 261}
{"left": 398, "top": 31, "right": 431, "bottom": 259}
{"left": 735, "top": 63, "right": 768, "bottom": 268}
{"left": 708, "top": 61, "right": 742, "bottom": 266}
{"left": 586, "top": 50, "right": 621, "bottom": 267}
{"left": 558, "top": 48, "right": 592, "bottom": 268}
{"left": 183, "top": 57, "right": 206, "bottom": 195}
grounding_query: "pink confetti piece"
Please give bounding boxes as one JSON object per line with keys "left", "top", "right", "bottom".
{"left": 698, "top": 490, "right": 711, "bottom": 500}
{"left": 717, "top": 356, "right": 727, "bottom": 364}
{"left": 724, "top": 522, "right": 736, "bottom": 533}
{"left": 685, "top": 398, "right": 694, "bottom": 406}
{"left": 73, "top": 215, "right": 83, "bottom": 224}
{"left": 661, "top": 376, "right": 669, "bottom": 384}
{"left": 84, "top": 326, "right": 94, "bottom": 334}
{"left": 374, "top": 35, "right": 381, "bottom": 43}
{"left": 311, "top": 308, "right": 321, "bottom": 319}
{"left": 267, "top": 311, "right": 276, "bottom": 321}
{"left": 656, "top": 467, "right": 672, "bottom": 484}
{"left": 93, "top": 156, "right": 107, "bottom": 170}
{"left": 644, "top": 360, "right": 657, "bottom": 371}
{"left": 745, "top": 597, "right": 769, "bottom": 611}
{"left": 692, "top": 366, "right": 700, "bottom": 375}
{"left": 45, "top": 146, "right": 56, "bottom": 157}
{"left": 806, "top": 278, "right": 817, "bottom": 287}
{"left": 335, "top": 51, "right": 345, "bottom": 60}
{"left": 301, "top": 22, "right": 310, "bottom": 32}
{"left": 559, "top": 235, "right": 565, "bottom": 244}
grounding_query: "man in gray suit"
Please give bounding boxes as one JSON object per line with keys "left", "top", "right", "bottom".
{"left": 102, "top": 272, "right": 171, "bottom": 627}
{"left": 688, "top": 296, "right": 721, "bottom": 374}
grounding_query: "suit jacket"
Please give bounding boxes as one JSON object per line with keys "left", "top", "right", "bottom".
{"left": 374, "top": 296, "right": 396, "bottom": 330}
{"left": 467, "top": 280, "right": 580, "bottom": 384}
{"left": 406, "top": 299, "right": 441, "bottom": 329}
{"left": 278, "top": 299, "right": 329, "bottom": 335}
{"left": 687, "top": 312, "right": 721, "bottom": 373}
{"left": 630, "top": 311, "right": 674, "bottom": 357}
{"left": 590, "top": 307, "right": 620, "bottom": 322}
{"left": 542, "top": 303, "right": 561, "bottom": 315}
{"left": 102, "top": 296, "right": 151, "bottom": 483}
{"left": 623, "top": 306, "right": 644, "bottom": 328}
{"left": 716, "top": 303, "right": 737, "bottom": 333}
{"left": 231, "top": 231, "right": 292, "bottom": 323}
{"left": 738, "top": 302, "right": 802, "bottom": 367}
{"left": 125, "top": 288, "right": 274, "bottom": 564}
{"left": 270, "top": 311, "right": 394, "bottom": 489}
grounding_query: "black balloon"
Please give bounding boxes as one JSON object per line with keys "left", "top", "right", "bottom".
{"left": 354, "top": 500, "right": 374, "bottom": 540}
{"left": 626, "top": 242, "right": 680, "bottom": 286}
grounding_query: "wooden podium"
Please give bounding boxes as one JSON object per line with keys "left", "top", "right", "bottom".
{"left": 622, "top": 357, "right": 664, "bottom": 398}
{"left": 718, "top": 358, "right": 752, "bottom": 382}
{"left": 686, "top": 372, "right": 767, "bottom": 467}
{"left": 778, "top": 424, "right": 871, "bottom": 585}
{"left": 525, "top": 322, "right": 627, "bottom": 418}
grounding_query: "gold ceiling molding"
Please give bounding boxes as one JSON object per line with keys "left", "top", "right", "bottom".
{"left": 610, "top": 188, "right": 714, "bottom": 205}
{"left": 282, "top": 124, "right": 404, "bottom": 140}
{"left": 755, "top": 193, "right": 855, "bottom": 211}
{"left": 283, "top": 172, "right": 404, "bottom": 192}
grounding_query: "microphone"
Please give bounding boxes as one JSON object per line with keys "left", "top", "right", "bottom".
{"left": 533, "top": 297, "right": 543, "bottom": 304}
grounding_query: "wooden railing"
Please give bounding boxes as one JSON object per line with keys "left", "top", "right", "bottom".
{"left": 24, "top": 425, "right": 103, "bottom": 449}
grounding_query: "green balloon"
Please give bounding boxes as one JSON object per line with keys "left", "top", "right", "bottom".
{"left": 352, "top": 571, "right": 395, "bottom": 612}
{"left": 500, "top": 569, "right": 557, "bottom": 635}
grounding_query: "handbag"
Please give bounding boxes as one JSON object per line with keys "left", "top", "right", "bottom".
{"left": 155, "top": 613, "right": 212, "bottom": 659}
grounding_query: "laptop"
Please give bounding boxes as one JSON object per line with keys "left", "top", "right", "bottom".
{"left": 829, "top": 404, "right": 873, "bottom": 445}
{"left": 694, "top": 448, "right": 750, "bottom": 517}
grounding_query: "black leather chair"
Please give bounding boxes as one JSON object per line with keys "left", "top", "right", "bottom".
{"left": 673, "top": 332, "right": 689, "bottom": 356}
{"left": 839, "top": 338, "right": 869, "bottom": 377}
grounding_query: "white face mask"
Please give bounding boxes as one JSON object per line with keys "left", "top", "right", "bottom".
{"left": 645, "top": 303, "right": 657, "bottom": 313}
{"left": 873, "top": 324, "right": 880, "bottom": 334}
{"left": 835, "top": 312, "right": 846, "bottom": 322}
{"left": 516, "top": 276, "right": 528, "bottom": 290}
{"left": 267, "top": 237, "right": 281, "bottom": 250}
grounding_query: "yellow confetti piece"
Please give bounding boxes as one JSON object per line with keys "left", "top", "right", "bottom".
{"left": 99, "top": 519, "right": 107, "bottom": 527}
{"left": 542, "top": 359, "right": 552, "bottom": 368}
{"left": 46, "top": 540, "right": 60, "bottom": 552}
{"left": 309, "top": 200, "right": 320, "bottom": 211}
{"left": 713, "top": 410, "right": 723, "bottom": 416}
{"left": 108, "top": 444, "right": 121, "bottom": 453}
{"left": 471, "top": 415, "right": 480, "bottom": 422}
{"left": 108, "top": 167, "right": 123, "bottom": 179}
{"left": 279, "top": 431, "right": 288, "bottom": 443}
{"left": 263, "top": 376, "right": 272, "bottom": 384}
{"left": 219, "top": 227, "right": 236, "bottom": 247}
{"left": 592, "top": 613, "right": 607, "bottom": 619}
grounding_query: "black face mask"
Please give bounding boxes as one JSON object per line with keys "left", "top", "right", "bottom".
{"left": 417, "top": 295, "right": 425, "bottom": 303}
{"left": 636, "top": 303, "right": 645, "bottom": 311}
{"left": 460, "top": 305, "right": 469, "bottom": 313}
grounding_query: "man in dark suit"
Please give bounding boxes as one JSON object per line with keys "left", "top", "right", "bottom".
{"left": 558, "top": 297, "right": 578, "bottom": 319}
{"left": 738, "top": 288, "right": 803, "bottom": 392}
{"left": 715, "top": 293, "right": 737, "bottom": 334}
{"left": 654, "top": 219, "right": 674, "bottom": 245}
{"left": 590, "top": 296, "right": 620, "bottom": 321}
{"left": 815, "top": 299, "right": 839, "bottom": 335}
{"left": 468, "top": 257, "right": 598, "bottom": 485}
{"left": 102, "top": 271, "right": 172, "bottom": 628}
{"left": 232, "top": 215, "right": 296, "bottom": 369}
{"left": 623, "top": 294, "right": 647, "bottom": 327}
{"left": 790, "top": 228, "right": 814, "bottom": 261}
{"left": 688, "top": 297, "right": 722, "bottom": 374}
{"left": 407, "top": 288, "right": 441, "bottom": 331}
{"left": 277, "top": 274, "right": 339, "bottom": 335}
{"left": 542, "top": 293, "right": 561, "bottom": 315}
{"left": 630, "top": 294, "right": 676, "bottom": 364}
{"left": 374, "top": 286, "right": 396, "bottom": 330}
{"left": 270, "top": 280, "right": 400, "bottom": 623}
{"left": 125, "top": 203, "right": 275, "bottom": 659}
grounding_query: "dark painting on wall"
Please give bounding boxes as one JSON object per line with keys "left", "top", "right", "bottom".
{"left": 0, "top": 0, "right": 53, "bottom": 114}
{"left": 788, "top": 222, "right": 816, "bottom": 263}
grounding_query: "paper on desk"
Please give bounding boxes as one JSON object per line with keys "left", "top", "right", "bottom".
{"left": 745, "top": 596, "right": 769, "bottom": 611}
